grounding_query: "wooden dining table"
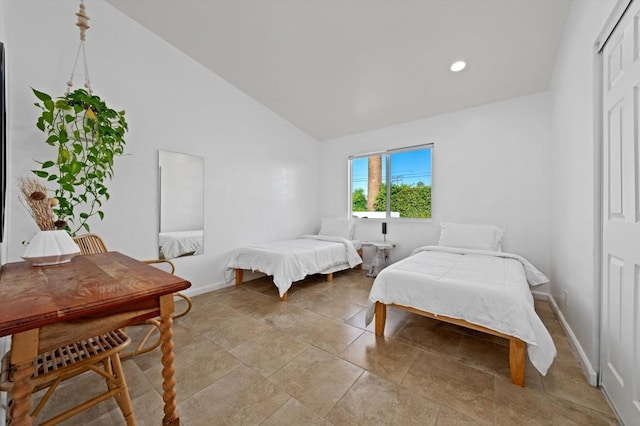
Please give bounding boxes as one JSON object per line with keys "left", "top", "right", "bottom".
{"left": 0, "top": 251, "right": 191, "bottom": 426}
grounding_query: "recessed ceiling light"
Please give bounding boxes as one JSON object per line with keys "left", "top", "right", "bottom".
{"left": 450, "top": 61, "right": 466, "bottom": 72}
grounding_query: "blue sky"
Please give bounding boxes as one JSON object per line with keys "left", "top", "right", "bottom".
{"left": 352, "top": 148, "right": 432, "bottom": 195}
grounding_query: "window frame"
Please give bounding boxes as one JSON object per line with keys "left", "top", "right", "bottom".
{"left": 348, "top": 143, "right": 433, "bottom": 221}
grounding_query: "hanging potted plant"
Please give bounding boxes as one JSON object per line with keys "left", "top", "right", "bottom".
{"left": 19, "top": 1, "right": 128, "bottom": 238}
{"left": 31, "top": 87, "right": 128, "bottom": 235}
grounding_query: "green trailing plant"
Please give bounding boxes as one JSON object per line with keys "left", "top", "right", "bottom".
{"left": 31, "top": 87, "right": 128, "bottom": 235}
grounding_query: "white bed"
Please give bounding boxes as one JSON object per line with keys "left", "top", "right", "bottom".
{"left": 159, "top": 230, "right": 203, "bottom": 259}
{"left": 226, "top": 219, "right": 363, "bottom": 300}
{"left": 365, "top": 223, "right": 556, "bottom": 386}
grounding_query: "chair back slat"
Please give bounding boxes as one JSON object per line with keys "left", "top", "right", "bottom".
{"left": 73, "top": 234, "right": 108, "bottom": 255}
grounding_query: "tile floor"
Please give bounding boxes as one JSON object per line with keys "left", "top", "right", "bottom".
{"left": 33, "top": 269, "right": 618, "bottom": 425}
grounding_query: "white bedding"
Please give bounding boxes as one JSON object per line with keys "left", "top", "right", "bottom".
{"left": 159, "top": 230, "right": 204, "bottom": 259}
{"left": 365, "top": 246, "right": 556, "bottom": 375}
{"left": 226, "top": 235, "right": 362, "bottom": 297}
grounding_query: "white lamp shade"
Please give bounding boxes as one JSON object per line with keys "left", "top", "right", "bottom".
{"left": 22, "top": 230, "right": 81, "bottom": 266}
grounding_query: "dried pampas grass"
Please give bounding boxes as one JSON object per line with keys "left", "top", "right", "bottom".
{"left": 18, "top": 176, "right": 56, "bottom": 231}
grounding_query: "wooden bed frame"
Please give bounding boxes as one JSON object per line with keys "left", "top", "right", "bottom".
{"left": 235, "top": 268, "right": 335, "bottom": 301}
{"left": 374, "top": 301, "right": 526, "bottom": 387}
{"left": 234, "top": 248, "right": 363, "bottom": 301}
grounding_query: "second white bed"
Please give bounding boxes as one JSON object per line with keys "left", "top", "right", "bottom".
{"left": 227, "top": 235, "right": 362, "bottom": 299}
{"left": 365, "top": 245, "right": 556, "bottom": 382}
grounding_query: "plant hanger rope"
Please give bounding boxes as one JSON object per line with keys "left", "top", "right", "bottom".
{"left": 66, "top": 0, "right": 92, "bottom": 95}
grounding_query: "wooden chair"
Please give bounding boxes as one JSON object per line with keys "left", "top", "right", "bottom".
{"left": 0, "top": 329, "right": 135, "bottom": 425}
{"left": 72, "top": 233, "right": 192, "bottom": 358}
{"left": 73, "top": 232, "right": 108, "bottom": 254}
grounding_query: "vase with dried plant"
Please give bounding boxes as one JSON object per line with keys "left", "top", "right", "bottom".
{"left": 19, "top": 176, "right": 80, "bottom": 266}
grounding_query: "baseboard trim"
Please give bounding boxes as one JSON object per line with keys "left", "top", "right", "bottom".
{"left": 182, "top": 280, "right": 233, "bottom": 298}
{"left": 543, "top": 294, "right": 599, "bottom": 386}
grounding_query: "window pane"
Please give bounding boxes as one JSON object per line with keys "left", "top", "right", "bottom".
{"left": 351, "top": 155, "right": 387, "bottom": 218}
{"left": 389, "top": 147, "right": 432, "bottom": 218}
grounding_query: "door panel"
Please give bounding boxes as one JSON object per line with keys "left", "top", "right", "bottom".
{"left": 601, "top": 1, "right": 640, "bottom": 423}
{"left": 607, "top": 101, "right": 624, "bottom": 219}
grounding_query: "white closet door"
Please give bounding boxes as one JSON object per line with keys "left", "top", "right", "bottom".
{"left": 601, "top": 1, "right": 640, "bottom": 423}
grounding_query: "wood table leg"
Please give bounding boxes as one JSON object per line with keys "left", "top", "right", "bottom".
{"left": 374, "top": 302, "right": 386, "bottom": 336}
{"left": 509, "top": 338, "right": 526, "bottom": 387}
{"left": 235, "top": 269, "right": 243, "bottom": 286}
{"left": 159, "top": 294, "right": 180, "bottom": 426}
{"left": 9, "top": 329, "right": 39, "bottom": 426}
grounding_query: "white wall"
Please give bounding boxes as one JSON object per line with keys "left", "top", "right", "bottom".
{"left": 320, "top": 92, "right": 552, "bottom": 288}
{"left": 549, "top": 0, "right": 618, "bottom": 382}
{"left": 4, "top": 0, "right": 320, "bottom": 294}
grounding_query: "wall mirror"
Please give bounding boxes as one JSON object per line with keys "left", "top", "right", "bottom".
{"left": 158, "top": 150, "right": 204, "bottom": 259}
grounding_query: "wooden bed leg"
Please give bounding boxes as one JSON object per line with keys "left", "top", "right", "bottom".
{"left": 235, "top": 269, "right": 243, "bottom": 286}
{"left": 509, "top": 338, "right": 526, "bottom": 387}
{"left": 326, "top": 273, "right": 333, "bottom": 282}
{"left": 356, "top": 249, "right": 363, "bottom": 270}
{"left": 280, "top": 292, "right": 288, "bottom": 301}
{"left": 374, "top": 302, "right": 386, "bottom": 336}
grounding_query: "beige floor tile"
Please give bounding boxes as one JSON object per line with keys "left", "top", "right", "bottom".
{"left": 217, "top": 287, "right": 296, "bottom": 321}
{"left": 395, "top": 315, "right": 464, "bottom": 357}
{"left": 285, "top": 275, "right": 338, "bottom": 297}
{"left": 494, "top": 377, "right": 619, "bottom": 425}
{"left": 123, "top": 318, "right": 196, "bottom": 363}
{"left": 32, "top": 357, "right": 157, "bottom": 424}
{"left": 238, "top": 275, "right": 281, "bottom": 296}
{"left": 435, "top": 405, "right": 484, "bottom": 425}
{"left": 550, "top": 335, "right": 584, "bottom": 370}
{"left": 120, "top": 358, "right": 161, "bottom": 399}
{"left": 345, "top": 304, "right": 412, "bottom": 336}
{"left": 402, "top": 350, "right": 495, "bottom": 424}
{"left": 534, "top": 299, "right": 557, "bottom": 319}
{"left": 543, "top": 318, "right": 569, "bottom": 342}
{"left": 262, "top": 398, "right": 332, "bottom": 426}
{"left": 456, "top": 334, "right": 511, "bottom": 378}
{"left": 32, "top": 371, "right": 121, "bottom": 425}
{"left": 326, "top": 371, "right": 440, "bottom": 425}
{"left": 143, "top": 338, "right": 242, "bottom": 402}
{"left": 199, "top": 313, "right": 278, "bottom": 350}
{"left": 542, "top": 360, "right": 616, "bottom": 416}
{"left": 85, "top": 389, "right": 164, "bottom": 426}
{"left": 229, "top": 327, "right": 310, "bottom": 377}
{"left": 178, "top": 365, "right": 291, "bottom": 425}
{"left": 183, "top": 299, "right": 240, "bottom": 323}
{"left": 264, "top": 304, "right": 364, "bottom": 354}
{"left": 310, "top": 281, "right": 372, "bottom": 306}
{"left": 522, "top": 358, "right": 545, "bottom": 392}
{"left": 290, "top": 289, "right": 365, "bottom": 321}
{"left": 268, "top": 346, "right": 364, "bottom": 416}
{"left": 339, "top": 331, "right": 422, "bottom": 383}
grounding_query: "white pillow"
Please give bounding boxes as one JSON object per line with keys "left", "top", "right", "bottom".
{"left": 438, "top": 222, "right": 505, "bottom": 251}
{"left": 319, "top": 218, "right": 355, "bottom": 240}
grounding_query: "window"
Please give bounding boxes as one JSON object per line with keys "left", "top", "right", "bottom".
{"left": 349, "top": 144, "right": 432, "bottom": 219}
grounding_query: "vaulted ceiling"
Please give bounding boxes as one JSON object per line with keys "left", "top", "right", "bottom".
{"left": 106, "top": 0, "right": 572, "bottom": 141}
